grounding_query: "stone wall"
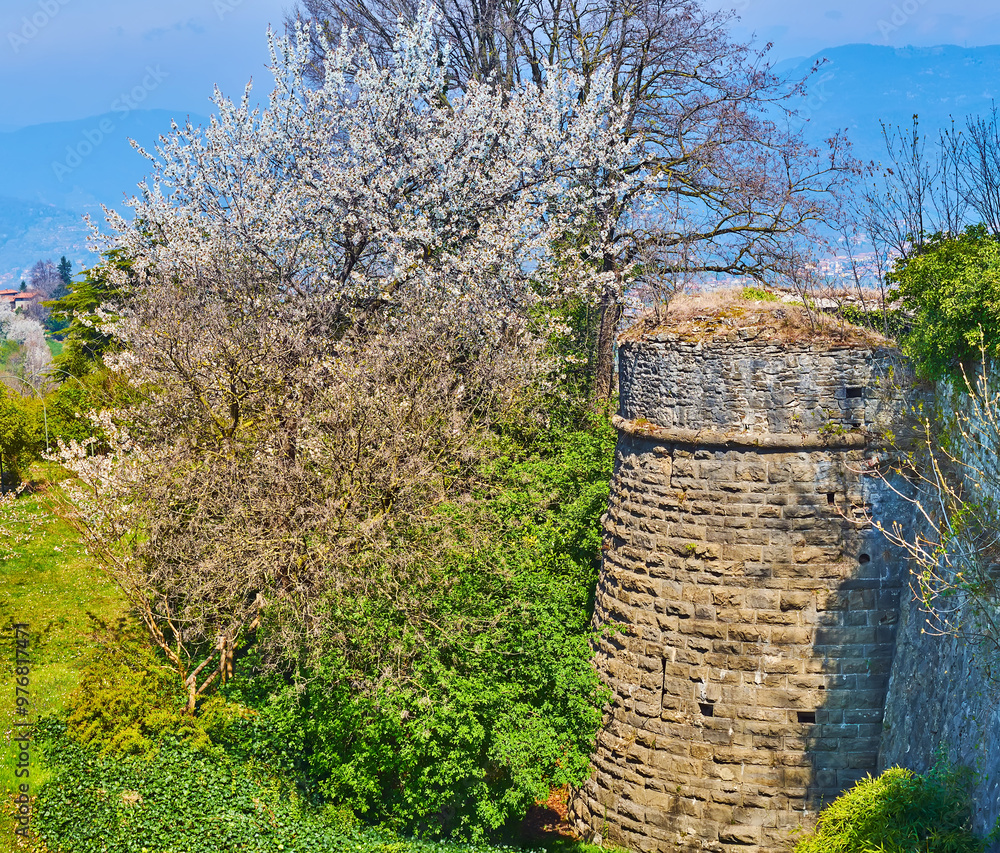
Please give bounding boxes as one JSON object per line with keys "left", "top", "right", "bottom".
{"left": 879, "top": 595, "right": 1000, "bottom": 837}
{"left": 617, "top": 335, "right": 904, "bottom": 434}
{"left": 568, "top": 335, "right": 914, "bottom": 853}
{"left": 877, "top": 375, "right": 1000, "bottom": 837}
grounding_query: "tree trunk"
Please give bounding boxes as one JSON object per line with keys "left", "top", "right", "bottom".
{"left": 592, "top": 287, "right": 623, "bottom": 404}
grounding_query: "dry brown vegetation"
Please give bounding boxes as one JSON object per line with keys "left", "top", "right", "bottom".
{"left": 621, "top": 288, "right": 892, "bottom": 347}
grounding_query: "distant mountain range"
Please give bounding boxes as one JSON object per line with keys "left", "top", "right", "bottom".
{"left": 779, "top": 43, "right": 1000, "bottom": 165}
{"left": 2, "top": 43, "right": 1000, "bottom": 285}
{"left": 0, "top": 108, "right": 207, "bottom": 286}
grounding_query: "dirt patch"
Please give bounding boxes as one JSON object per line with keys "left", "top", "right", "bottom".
{"left": 518, "top": 786, "right": 578, "bottom": 843}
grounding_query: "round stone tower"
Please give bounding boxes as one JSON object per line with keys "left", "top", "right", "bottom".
{"left": 568, "top": 319, "right": 912, "bottom": 853}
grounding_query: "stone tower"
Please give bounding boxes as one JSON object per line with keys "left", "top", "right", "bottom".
{"left": 568, "top": 325, "right": 912, "bottom": 853}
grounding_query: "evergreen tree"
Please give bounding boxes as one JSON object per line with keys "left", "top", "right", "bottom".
{"left": 50, "top": 257, "right": 72, "bottom": 303}
{"left": 45, "top": 250, "right": 131, "bottom": 373}
{"left": 58, "top": 256, "right": 72, "bottom": 286}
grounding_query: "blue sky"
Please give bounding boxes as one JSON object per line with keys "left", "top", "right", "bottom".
{"left": 1, "top": 0, "right": 289, "bottom": 130}
{"left": 704, "top": 0, "right": 1000, "bottom": 62}
{"left": 3, "top": 0, "right": 1000, "bottom": 131}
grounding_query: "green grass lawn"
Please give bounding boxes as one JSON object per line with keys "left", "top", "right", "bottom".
{"left": 0, "top": 475, "right": 122, "bottom": 848}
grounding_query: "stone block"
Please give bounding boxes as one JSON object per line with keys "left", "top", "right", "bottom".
{"left": 750, "top": 731, "right": 784, "bottom": 750}
{"left": 729, "top": 807, "right": 771, "bottom": 828}
{"left": 786, "top": 673, "right": 830, "bottom": 690}
{"left": 705, "top": 761, "right": 740, "bottom": 782}
{"left": 719, "top": 827, "right": 761, "bottom": 845}
{"left": 714, "top": 747, "right": 772, "bottom": 765}
{"left": 814, "top": 626, "right": 875, "bottom": 645}
{"left": 814, "top": 769, "right": 838, "bottom": 790}
{"left": 769, "top": 626, "right": 813, "bottom": 644}
{"left": 704, "top": 802, "right": 735, "bottom": 823}
{"left": 617, "top": 797, "right": 646, "bottom": 824}
{"left": 774, "top": 750, "right": 811, "bottom": 767}
{"left": 678, "top": 620, "right": 728, "bottom": 639}
{"left": 848, "top": 752, "right": 879, "bottom": 770}
{"left": 745, "top": 589, "right": 781, "bottom": 610}
{"left": 844, "top": 708, "right": 885, "bottom": 724}
{"left": 722, "top": 544, "right": 763, "bottom": 562}
{"left": 712, "top": 590, "right": 743, "bottom": 607}
{"left": 781, "top": 591, "right": 813, "bottom": 611}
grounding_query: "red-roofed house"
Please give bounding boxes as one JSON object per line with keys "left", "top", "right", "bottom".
{"left": 13, "top": 291, "right": 41, "bottom": 309}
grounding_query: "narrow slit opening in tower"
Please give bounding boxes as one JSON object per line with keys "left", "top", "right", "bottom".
{"left": 698, "top": 701, "right": 715, "bottom": 717}
{"left": 797, "top": 710, "right": 816, "bottom": 724}
{"left": 827, "top": 492, "right": 836, "bottom": 505}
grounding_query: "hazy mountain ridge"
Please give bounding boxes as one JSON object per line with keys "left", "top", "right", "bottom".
{"left": 0, "top": 108, "right": 208, "bottom": 281}
{"left": 0, "top": 197, "right": 90, "bottom": 288}
{"left": 780, "top": 44, "right": 1000, "bottom": 164}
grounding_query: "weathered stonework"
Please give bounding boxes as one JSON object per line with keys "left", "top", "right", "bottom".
{"left": 879, "top": 593, "right": 1000, "bottom": 837}
{"left": 569, "top": 335, "right": 912, "bottom": 853}
{"left": 877, "top": 372, "right": 1000, "bottom": 837}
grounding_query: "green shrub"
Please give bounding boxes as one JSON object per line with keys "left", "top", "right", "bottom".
{"left": 741, "top": 286, "right": 779, "bottom": 302}
{"left": 41, "top": 414, "right": 614, "bottom": 843}
{"left": 36, "top": 718, "right": 511, "bottom": 853}
{"left": 890, "top": 225, "right": 1000, "bottom": 380}
{"left": 0, "top": 385, "right": 39, "bottom": 485}
{"left": 60, "top": 618, "right": 220, "bottom": 758}
{"left": 838, "top": 303, "right": 908, "bottom": 340}
{"left": 218, "top": 415, "right": 616, "bottom": 839}
{"left": 44, "top": 369, "right": 113, "bottom": 445}
{"left": 795, "top": 759, "right": 984, "bottom": 853}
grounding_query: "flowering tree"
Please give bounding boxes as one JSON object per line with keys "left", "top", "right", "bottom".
{"left": 29, "top": 259, "right": 63, "bottom": 297}
{"left": 294, "top": 0, "right": 857, "bottom": 398}
{"left": 0, "top": 307, "right": 53, "bottom": 390}
{"left": 60, "top": 9, "right": 641, "bottom": 713}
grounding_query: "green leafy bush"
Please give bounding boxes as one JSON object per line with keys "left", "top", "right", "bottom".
{"left": 741, "top": 286, "right": 779, "bottom": 302}
{"left": 220, "top": 415, "right": 616, "bottom": 838}
{"left": 44, "top": 370, "right": 113, "bottom": 445}
{"left": 58, "top": 618, "right": 234, "bottom": 758}
{"left": 795, "top": 760, "right": 985, "bottom": 853}
{"left": 40, "top": 414, "right": 614, "bottom": 843}
{"left": 0, "top": 385, "right": 39, "bottom": 485}
{"left": 838, "top": 303, "right": 908, "bottom": 340}
{"left": 890, "top": 225, "right": 1000, "bottom": 380}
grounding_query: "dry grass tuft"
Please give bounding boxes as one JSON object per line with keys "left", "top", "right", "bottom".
{"left": 620, "top": 288, "right": 891, "bottom": 348}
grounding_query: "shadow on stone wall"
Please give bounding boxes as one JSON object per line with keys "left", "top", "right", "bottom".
{"left": 794, "top": 471, "right": 907, "bottom": 814}
{"left": 723, "top": 446, "right": 910, "bottom": 821}
{"left": 569, "top": 435, "right": 912, "bottom": 852}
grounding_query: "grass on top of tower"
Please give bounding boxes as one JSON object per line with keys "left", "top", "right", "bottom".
{"left": 620, "top": 287, "right": 893, "bottom": 347}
